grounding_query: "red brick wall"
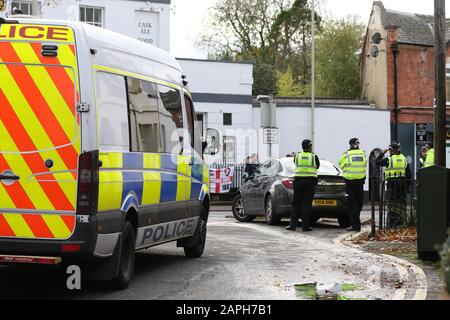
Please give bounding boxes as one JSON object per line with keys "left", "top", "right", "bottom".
{"left": 386, "top": 27, "right": 450, "bottom": 124}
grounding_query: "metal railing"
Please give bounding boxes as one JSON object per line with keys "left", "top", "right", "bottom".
{"left": 369, "top": 178, "right": 417, "bottom": 234}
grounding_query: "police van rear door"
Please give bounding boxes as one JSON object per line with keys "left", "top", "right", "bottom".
{"left": 0, "top": 23, "right": 80, "bottom": 240}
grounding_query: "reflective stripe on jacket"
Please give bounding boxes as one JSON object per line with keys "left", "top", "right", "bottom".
{"left": 339, "top": 149, "right": 367, "bottom": 180}
{"left": 295, "top": 152, "right": 318, "bottom": 178}
{"left": 384, "top": 154, "right": 407, "bottom": 179}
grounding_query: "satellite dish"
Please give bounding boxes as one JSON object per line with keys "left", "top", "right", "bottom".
{"left": 371, "top": 46, "right": 379, "bottom": 58}
{"left": 371, "top": 32, "right": 382, "bottom": 44}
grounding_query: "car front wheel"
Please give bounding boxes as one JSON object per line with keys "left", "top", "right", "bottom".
{"left": 232, "top": 194, "right": 255, "bottom": 222}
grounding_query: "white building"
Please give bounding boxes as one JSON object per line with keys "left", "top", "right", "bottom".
{"left": 1, "top": 0, "right": 171, "bottom": 51}
{"left": 178, "top": 58, "right": 255, "bottom": 165}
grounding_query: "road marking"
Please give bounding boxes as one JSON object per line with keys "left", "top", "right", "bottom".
{"left": 334, "top": 228, "right": 428, "bottom": 300}
{"left": 380, "top": 254, "right": 428, "bottom": 300}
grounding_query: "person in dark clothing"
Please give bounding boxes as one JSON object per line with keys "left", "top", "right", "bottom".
{"left": 375, "top": 142, "right": 411, "bottom": 228}
{"left": 339, "top": 138, "right": 367, "bottom": 232}
{"left": 244, "top": 155, "right": 258, "bottom": 180}
{"left": 286, "top": 139, "right": 320, "bottom": 232}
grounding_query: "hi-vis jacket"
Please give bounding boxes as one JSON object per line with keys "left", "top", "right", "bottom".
{"left": 294, "top": 152, "right": 319, "bottom": 178}
{"left": 339, "top": 149, "right": 367, "bottom": 180}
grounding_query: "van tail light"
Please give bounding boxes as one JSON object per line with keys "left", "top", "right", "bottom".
{"left": 76, "top": 150, "right": 99, "bottom": 215}
{"left": 281, "top": 178, "right": 294, "bottom": 189}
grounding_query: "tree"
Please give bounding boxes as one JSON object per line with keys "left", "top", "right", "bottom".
{"left": 315, "top": 17, "right": 364, "bottom": 97}
{"left": 269, "top": 0, "right": 321, "bottom": 86}
{"left": 276, "top": 65, "right": 302, "bottom": 96}
{"left": 198, "top": 0, "right": 297, "bottom": 95}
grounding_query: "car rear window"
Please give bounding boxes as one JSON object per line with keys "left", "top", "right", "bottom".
{"left": 281, "top": 158, "right": 341, "bottom": 176}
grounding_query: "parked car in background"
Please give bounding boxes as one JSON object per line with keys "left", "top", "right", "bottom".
{"left": 232, "top": 157, "right": 350, "bottom": 227}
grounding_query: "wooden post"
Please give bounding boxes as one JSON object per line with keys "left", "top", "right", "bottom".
{"left": 434, "top": 0, "right": 446, "bottom": 167}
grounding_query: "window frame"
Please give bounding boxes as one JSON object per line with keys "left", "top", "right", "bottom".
{"left": 79, "top": 5, "right": 104, "bottom": 28}
{"left": 223, "top": 113, "right": 232, "bottom": 126}
{"left": 11, "top": 1, "right": 33, "bottom": 15}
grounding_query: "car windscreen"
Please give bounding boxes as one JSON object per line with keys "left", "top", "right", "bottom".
{"left": 280, "top": 158, "right": 341, "bottom": 177}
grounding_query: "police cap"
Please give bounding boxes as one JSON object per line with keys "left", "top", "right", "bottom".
{"left": 349, "top": 138, "right": 360, "bottom": 146}
{"left": 302, "top": 139, "right": 313, "bottom": 149}
{"left": 389, "top": 142, "right": 400, "bottom": 150}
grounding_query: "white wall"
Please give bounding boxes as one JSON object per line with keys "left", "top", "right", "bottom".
{"left": 178, "top": 60, "right": 253, "bottom": 95}
{"left": 3, "top": 0, "right": 171, "bottom": 52}
{"left": 254, "top": 105, "right": 391, "bottom": 165}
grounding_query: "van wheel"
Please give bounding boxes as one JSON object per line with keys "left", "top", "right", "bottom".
{"left": 265, "top": 195, "right": 281, "bottom": 225}
{"left": 232, "top": 194, "right": 255, "bottom": 222}
{"left": 112, "top": 221, "right": 136, "bottom": 290}
{"left": 338, "top": 214, "right": 351, "bottom": 228}
{"left": 184, "top": 216, "right": 207, "bottom": 258}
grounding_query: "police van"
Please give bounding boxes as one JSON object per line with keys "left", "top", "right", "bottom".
{"left": 0, "top": 17, "right": 210, "bottom": 289}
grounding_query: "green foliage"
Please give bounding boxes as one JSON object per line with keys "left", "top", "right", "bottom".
{"left": 315, "top": 17, "right": 364, "bottom": 97}
{"left": 276, "top": 66, "right": 302, "bottom": 96}
{"left": 252, "top": 58, "right": 278, "bottom": 96}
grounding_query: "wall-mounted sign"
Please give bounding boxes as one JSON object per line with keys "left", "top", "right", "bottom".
{"left": 416, "top": 123, "right": 427, "bottom": 143}
{"left": 135, "top": 10, "right": 159, "bottom": 46}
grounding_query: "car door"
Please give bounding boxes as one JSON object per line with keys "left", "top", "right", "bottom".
{"left": 244, "top": 161, "right": 267, "bottom": 213}
{"left": 254, "top": 160, "right": 280, "bottom": 212}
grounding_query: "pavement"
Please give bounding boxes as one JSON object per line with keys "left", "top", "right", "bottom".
{"left": 0, "top": 205, "right": 439, "bottom": 300}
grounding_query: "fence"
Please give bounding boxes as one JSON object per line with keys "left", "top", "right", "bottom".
{"left": 208, "top": 162, "right": 245, "bottom": 191}
{"left": 369, "top": 178, "right": 417, "bottom": 234}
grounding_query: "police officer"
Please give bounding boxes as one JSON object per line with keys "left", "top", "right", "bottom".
{"left": 375, "top": 142, "right": 411, "bottom": 228}
{"left": 286, "top": 139, "right": 320, "bottom": 232}
{"left": 423, "top": 142, "right": 434, "bottom": 168}
{"left": 418, "top": 146, "right": 427, "bottom": 169}
{"left": 339, "top": 138, "right": 367, "bottom": 232}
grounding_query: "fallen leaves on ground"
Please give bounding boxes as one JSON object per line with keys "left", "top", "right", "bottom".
{"left": 352, "top": 227, "right": 417, "bottom": 244}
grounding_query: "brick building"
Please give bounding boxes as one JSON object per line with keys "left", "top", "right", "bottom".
{"left": 359, "top": 1, "right": 450, "bottom": 170}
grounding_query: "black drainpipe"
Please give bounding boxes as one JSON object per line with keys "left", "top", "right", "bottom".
{"left": 391, "top": 41, "right": 399, "bottom": 142}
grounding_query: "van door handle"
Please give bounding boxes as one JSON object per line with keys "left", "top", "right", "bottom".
{"left": 0, "top": 174, "right": 20, "bottom": 181}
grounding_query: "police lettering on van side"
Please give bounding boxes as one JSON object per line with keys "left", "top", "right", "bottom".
{"left": 136, "top": 217, "right": 199, "bottom": 249}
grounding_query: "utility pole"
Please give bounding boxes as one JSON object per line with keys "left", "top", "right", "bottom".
{"left": 311, "top": 0, "right": 315, "bottom": 145}
{"left": 434, "top": 0, "right": 446, "bottom": 167}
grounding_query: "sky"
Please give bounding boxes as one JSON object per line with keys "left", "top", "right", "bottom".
{"left": 170, "top": 0, "right": 450, "bottom": 59}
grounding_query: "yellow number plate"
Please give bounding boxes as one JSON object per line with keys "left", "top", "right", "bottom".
{"left": 313, "top": 200, "right": 337, "bottom": 207}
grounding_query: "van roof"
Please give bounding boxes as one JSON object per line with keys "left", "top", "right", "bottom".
{"left": 4, "top": 18, "right": 182, "bottom": 76}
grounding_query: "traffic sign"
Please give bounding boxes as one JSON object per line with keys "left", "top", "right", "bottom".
{"left": 263, "top": 128, "right": 278, "bottom": 144}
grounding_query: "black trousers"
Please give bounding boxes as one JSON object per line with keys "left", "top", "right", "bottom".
{"left": 386, "top": 179, "right": 406, "bottom": 228}
{"left": 290, "top": 178, "right": 317, "bottom": 230}
{"left": 345, "top": 179, "right": 364, "bottom": 230}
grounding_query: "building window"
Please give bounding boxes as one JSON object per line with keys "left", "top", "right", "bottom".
{"left": 11, "top": 1, "right": 33, "bottom": 15}
{"left": 80, "top": 6, "right": 104, "bottom": 28}
{"left": 223, "top": 136, "right": 236, "bottom": 163}
{"left": 223, "top": 113, "right": 232, "bottom": 126}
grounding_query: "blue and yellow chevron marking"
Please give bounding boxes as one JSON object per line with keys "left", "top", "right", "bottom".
{"left": 98, "top": 152, "right": 207, "bottom": 212}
